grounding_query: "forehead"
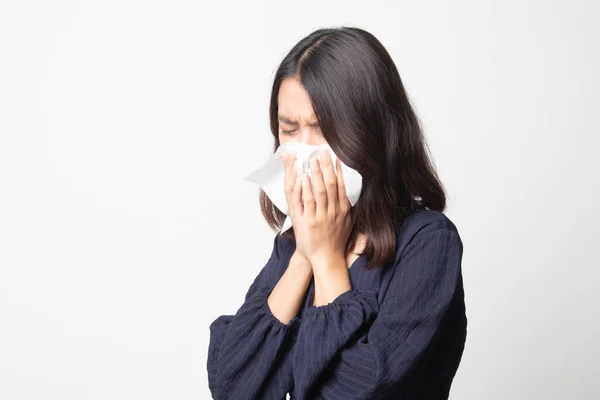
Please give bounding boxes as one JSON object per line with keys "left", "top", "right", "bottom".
{"left": 277, "top": 77, "right": 316, "bottom": 121}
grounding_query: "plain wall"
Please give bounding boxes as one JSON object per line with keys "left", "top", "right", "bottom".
{"left": 0, "top": 0, "right": 598, "bottom": 399}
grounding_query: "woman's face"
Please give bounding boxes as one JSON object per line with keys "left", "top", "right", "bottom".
{"left": 277, "top": 77, "right": 327, "bottom": 146}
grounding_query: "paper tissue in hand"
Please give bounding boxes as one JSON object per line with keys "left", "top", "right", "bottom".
{"left": 244, "top": 141, "right": 363, "bottom": 233}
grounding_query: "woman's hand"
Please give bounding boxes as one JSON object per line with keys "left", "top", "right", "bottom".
{"left": 282, "top": 149, "right": 354, "bottom": 265}
{"left": 282, "top": 151, "right": 310, "bottom": 265}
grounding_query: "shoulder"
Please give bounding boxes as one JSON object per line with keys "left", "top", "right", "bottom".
{"left": 401, "top": 208, "right": 459, "bottom": 234}
{"left": 398, "top": 208, "right": 461, "bottom": 239}
{"left": 393, "top": 209, "right": 463, "bottom": 263}
{"left": 380, "top": 210, "right": 465, "bottom": 319}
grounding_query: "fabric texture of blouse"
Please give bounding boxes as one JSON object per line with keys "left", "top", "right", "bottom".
{"left": 207, "top": 208, "right": 467, "bottom": 400}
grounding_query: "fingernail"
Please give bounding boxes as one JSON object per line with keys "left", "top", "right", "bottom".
{"left": 310, "top": 156, "right": 319, "bottom": 168}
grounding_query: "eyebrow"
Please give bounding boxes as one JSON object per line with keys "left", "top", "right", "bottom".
{"left": 278, "top": 115, "right": 320, "bottom": 127}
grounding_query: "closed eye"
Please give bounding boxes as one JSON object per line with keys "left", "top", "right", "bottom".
{"left": 281, "top": 129, "right": 297, "bottom": 135}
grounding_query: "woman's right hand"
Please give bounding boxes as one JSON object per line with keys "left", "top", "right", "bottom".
{"left": 282, "top": 152, "right": 310, "bottom": 264}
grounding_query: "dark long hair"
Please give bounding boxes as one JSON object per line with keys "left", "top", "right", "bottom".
{"left": 260, "top": 26, "right": 446, "bottom": 270}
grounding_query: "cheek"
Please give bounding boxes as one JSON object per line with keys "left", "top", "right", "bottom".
{"left": 314, "top": 137, "right": 328, "bottom": 146}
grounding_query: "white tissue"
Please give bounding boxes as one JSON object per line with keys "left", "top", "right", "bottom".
{"left": 244, "top": 141, "right": 363, "bottom": 233}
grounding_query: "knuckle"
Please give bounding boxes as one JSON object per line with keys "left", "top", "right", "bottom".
{"left": 325, "top": 180, "right": 337, "bottom": 189}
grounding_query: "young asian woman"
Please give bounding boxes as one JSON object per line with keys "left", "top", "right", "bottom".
{"left": 207, "top": 26, "right": 467, "bottom": 400}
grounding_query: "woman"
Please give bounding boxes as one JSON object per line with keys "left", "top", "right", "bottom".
{"left": 207, "top": 26, "right": 467, "bottom": 400}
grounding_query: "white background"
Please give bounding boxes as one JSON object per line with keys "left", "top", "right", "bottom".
{"left": 1, "top": 1, "right": 599, "bottom": 399}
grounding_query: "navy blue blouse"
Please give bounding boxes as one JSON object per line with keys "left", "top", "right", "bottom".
{"left": 207, "top": 209, "right": 467, "bottom": 399}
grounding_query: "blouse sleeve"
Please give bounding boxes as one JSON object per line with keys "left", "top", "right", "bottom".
{"left": 207, "top": 234, "right": 298, "bottom": 400}
{"left": 291, "top": 223, "right": 465, "bottom": 399}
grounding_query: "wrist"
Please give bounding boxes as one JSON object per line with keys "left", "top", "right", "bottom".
{"left": 310, "top": 253, "right": 352, "bottom": 306}
{"left": 309, "top": 251, "right": 346, "bottom": 272}
{"left": 290, "top": 251, "right": 313, "bottom": 274}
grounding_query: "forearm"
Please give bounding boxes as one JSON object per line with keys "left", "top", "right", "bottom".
{"left": 311, "top": 254, "right": 352, "bottom": 306}
{"left": 267, "top": 251, "right": 313, "bottom": 325}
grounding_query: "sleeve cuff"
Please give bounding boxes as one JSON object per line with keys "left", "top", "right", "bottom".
{"left": 305, "top": 289, "right": 380, "bottom": 318}
{"left": 255, "top": 285, "right": 301, "bottom": 332}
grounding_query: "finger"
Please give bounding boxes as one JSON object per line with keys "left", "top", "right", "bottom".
{"left": 284, "top": 152, "right": 296, "bottom": 190}
{"left": 301, "top": 172, "right": 316, "bottom": 217}
{"left": 284, "top": 153, "right": 297, "bottom": 214}
{"left": 309, "top": 154, "right": 327, "bottom": 218}
{"left": 282, "top": 152, "right": 290, "bottom": 188}
{"left": 283, "top": 152, "right": 296, "bottom": 187}
{"left": 292, "top": 160, "right": 303, "bottom": 216}
{"left": 336, "top": 156, "right": 351, "bottom": 210}
{"left": 318, "top": 150, "right": 339, "bottom": 217}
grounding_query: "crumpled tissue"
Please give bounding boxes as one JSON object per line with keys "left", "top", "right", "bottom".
{"left": 244, "top": 141, "right": 363, "bottom": 233}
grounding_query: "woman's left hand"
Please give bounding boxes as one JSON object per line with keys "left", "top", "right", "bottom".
{"left": 291, "top": 149, "right": 354, "bottom": 265}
